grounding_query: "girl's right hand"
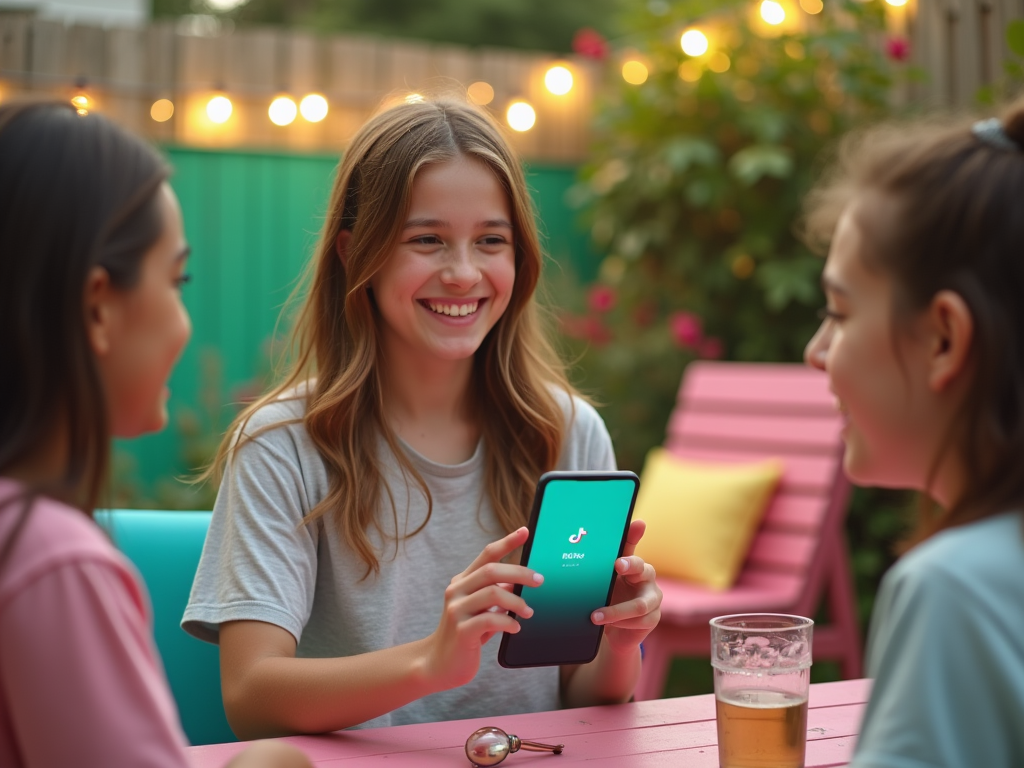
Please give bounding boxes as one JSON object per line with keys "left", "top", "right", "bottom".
{"left": 422, "top": 527, "right": 544, "bottom": 691}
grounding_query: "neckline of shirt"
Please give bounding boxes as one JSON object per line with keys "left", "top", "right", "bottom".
{"left": 393, "top": 435, "right": 484, "bottom": 479}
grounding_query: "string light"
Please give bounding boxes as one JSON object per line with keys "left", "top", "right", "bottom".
{"left": 622, "top": 60, "right": 649, "bottom": 85}
{"left": 506, "top": 101, "right": 536, "bottom": 132}
{"left": 71, "top": 94, "right": 90, "bottom": 115}
{"left": 150, "top": 99, "right": 174, "bottom": 122}
{"left": 299, "top": 93, "right": 328, "bottom": 122}
{"left": 544, "top": 65, "right": 574, "bottom": 95}
{"left": 206, "top": 95, "right": 232, "bottom": 124}
{"left": 269, "top": 96, "right": 297, "bottom": 126}
{"left": 467, "top": 81, "right": 494, "bottom": 106}
{"left": 680, "top": 29, "right": 709, "bottom": 57}
{"left": 760, "top": 0, "right": 787, "bottom": 25}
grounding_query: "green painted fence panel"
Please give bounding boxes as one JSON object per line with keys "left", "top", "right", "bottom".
{"left": 115, "top": 148, "right": 597, "bottom": 498}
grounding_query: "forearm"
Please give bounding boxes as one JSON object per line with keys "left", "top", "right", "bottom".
{"left": 224, "top": 637, "right": 438, "bottom": 738}
{"left": 561, "top": 637, "right": 641, "bottom": 709}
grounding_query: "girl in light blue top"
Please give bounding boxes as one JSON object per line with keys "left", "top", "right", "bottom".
{"left": 802, "top": 98, "right": 1024, "bottom": 768}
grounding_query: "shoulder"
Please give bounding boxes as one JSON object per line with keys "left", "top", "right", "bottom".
{"left": 883, "top": 512, "right": 1024, "bottom": 600}
{"left": 549, "top": 388, "right": 616, "bottom": 471}
{"left": 0, "top": 487, "right": 128, "bottom": 608}
{"left": 240, "top": 387, "right": 308, "bottom": 435}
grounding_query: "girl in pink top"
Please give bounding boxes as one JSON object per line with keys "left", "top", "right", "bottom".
{"left": 0, "top": 100, "right": 311, "bottom": 768}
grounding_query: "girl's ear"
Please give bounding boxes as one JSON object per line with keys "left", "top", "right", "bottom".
{"left": 335, "top": 229, "right": 352, "bottom": 267}
{"left": 926, "top": 290, "right": 973, "bottom": 393}
{"left": 84, "top": 265, "right": 116, "bottom": 357}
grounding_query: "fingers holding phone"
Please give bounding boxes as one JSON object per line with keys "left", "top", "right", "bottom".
{"left": 592, "top": 519, "right": 663, "bottom": 651}
{"left": 423, "top": 527, "right": 545, "bottom": 691}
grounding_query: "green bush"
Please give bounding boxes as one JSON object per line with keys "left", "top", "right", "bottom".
{"left": 556, "top": 0, "right": 914, "bottom": 664}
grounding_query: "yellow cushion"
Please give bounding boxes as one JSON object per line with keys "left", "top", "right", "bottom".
{"left": 632, "top": 449, "right": 783, "bottom": 591}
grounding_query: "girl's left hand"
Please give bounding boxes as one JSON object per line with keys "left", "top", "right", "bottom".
{"left": 592, "top": 519, "right": 662, "bottom": 653}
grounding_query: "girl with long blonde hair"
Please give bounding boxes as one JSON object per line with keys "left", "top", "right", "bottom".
{"left": 183, "top": 97, "right": 662, "bottom": 736}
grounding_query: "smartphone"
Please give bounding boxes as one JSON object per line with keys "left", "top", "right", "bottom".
{"left": 497, "top": 470, "right": 640, "bottom": 668}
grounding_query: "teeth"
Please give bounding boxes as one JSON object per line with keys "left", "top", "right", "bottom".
{"left": 427, "top": 301, "right": 479, "bottom": 317}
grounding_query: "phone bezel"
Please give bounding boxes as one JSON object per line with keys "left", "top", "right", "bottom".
{"left": 497, "top": 470, "right": 640, "bottom": 669}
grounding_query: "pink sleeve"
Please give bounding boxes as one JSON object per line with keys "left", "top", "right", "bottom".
{"left": 0, "top": 557, "right": 191, "bottom": 768}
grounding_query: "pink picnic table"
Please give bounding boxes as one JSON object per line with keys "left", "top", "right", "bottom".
{"left": 187, "top": 678, "right": 870, "bottom": 767}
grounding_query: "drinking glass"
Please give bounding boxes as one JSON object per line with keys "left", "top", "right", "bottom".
{"left": 710, "top": 613, "right": 813, "bottom": 768}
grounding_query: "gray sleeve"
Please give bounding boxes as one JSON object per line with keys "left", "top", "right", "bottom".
{"left": 558, "top": 395, "right": 617, "bottom": 472}
{"left": 181, "top": 424, "right": 318, "bottom": 645}
{"left": 851, "top": 557, "right": 1022, "bottom": 768}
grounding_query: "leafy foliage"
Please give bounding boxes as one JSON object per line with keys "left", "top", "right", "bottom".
{"left": 561, "top": 0, "right": 899, "bottom": 472}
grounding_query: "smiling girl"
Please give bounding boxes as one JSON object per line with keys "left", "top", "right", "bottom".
{"left": 183, "top": 97, "right": 662, "bottom": 736}
{"left": 0, "top": 101, "right": 309, "bottom": 767}
{"left": 803, "top": 100, "right": 1024, "bottom": 767}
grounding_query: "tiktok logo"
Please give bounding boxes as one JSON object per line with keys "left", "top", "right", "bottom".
{"left": 568, "top": 527, "right": 588, "bottom": 544}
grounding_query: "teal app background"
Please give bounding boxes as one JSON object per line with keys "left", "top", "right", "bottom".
{"left": 505, "top": 476, "right": 636, "bottom": 665}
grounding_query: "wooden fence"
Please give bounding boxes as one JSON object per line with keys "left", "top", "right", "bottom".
{"left": 893, "top": 0, "right": 1024, "bottom": 107}
{"left": 1, "top": 2, "right": 1023, "bottom": 161}
{"left": 0, "top": 15, "right": 597, "bottom": 162}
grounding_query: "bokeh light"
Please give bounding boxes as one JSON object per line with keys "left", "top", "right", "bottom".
{"left": 800, "top": 0, "right": 824, "bottom": 13}
{"left": 206, "top": 95, "right": 232, "bottom": 124}
{"left": 299, "top": 93, "right": 328, "bottom": 122}
{"left": 467, "top": 81, "right": 495, "bottom": 105}
{"left": 884, "top": 0, "right": 907, "bottom": 5}
{"left": 760, "top": 0, "right": 787, "bottom": 25}
{"left": 268, "top": 96, "right": 297, "bottom": 126}
{"left": 622, "top": 60, "right": 649, "bottom": 85}
{"left": 708, "top": 52, "right": 731, "bottom": 73}
{"left": 544, "top": 65, "right": 574, "bottom": 95}
{"left": 506, "top": 101, "right": 536, "bottom": 132}
{"left": 150, "top": 98, "right": 174, "bottom": 122}
{"left": 71, "top": 94, "right": 90, "bottom": 115}
{"left": 680, "top": 29, "right": 709, "bottom": 57}
{"left": 678, "top": 61, "right": 702, "bottom": 82}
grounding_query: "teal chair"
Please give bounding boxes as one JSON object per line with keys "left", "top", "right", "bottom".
{"left": 94, "top": 510, "right": 235, "bottom": 746}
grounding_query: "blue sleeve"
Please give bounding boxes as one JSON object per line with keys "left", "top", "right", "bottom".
{"left": 851, "top": 556, "right": 1024, "bottom": 768}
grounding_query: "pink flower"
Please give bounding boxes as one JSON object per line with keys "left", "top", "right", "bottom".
{"left": 559, "top": 313, "right": 612, "bottom": 345}
{"left": 587, "top": 285, "right": 617, "bottom": 313}
{"left": 699, "top": 336, "right": 724, "bottom": 360}
{"left": 669, "top": 311, "right": 703, "bottom": 349}
{"left": 573, "top": 28, "right": 609, "bottom": 61}
{"left": 886, "top": 36, "right": 910, "bottom": 62}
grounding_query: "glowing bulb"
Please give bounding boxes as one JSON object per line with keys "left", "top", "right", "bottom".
{"left": 150, "top": 99, "right": 174, "bottom": 122}
{"left": 761, "top": 0, "right": 786, "bottom": 24}
{"left": 268, "top": 96, "right": 297, "bottom": 126}
{"left": 884, "top": 0, "right": 907, "bottom": 5}
{"left": 506, "top": 101, "right": 536, "bottom": 132}
{"left": 467, "top": 81, "right": 495, "bottom": 105}
{"left": 299, "top": 93, "right": 328, "bottom": 122}
{"left": 544, "top": 65, "right": 574, "bottom": 95}
{"left": 405, "top": 93, "right": 425, "bottom": 104}
{"left": 70, "top": 94, "right": 90, "bottom": 115}
{"left": 680, "top": 29, "right": 709, "bottom": 57}
{"left": 621, "top": 60, "right": 649, "bottom": 85}
{"left": 206, "top": 95, "right": 232, "bottom": 124}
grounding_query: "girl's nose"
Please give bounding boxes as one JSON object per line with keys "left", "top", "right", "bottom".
{"left": 442, "top": 246, "right": 482, "bottom": 287}
{"left": 804, "top": 323, "right": 830, "bottom": 370}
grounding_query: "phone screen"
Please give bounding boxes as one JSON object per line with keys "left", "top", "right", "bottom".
{"left": 499, "top": 472, "right": 639, "bottom": 668}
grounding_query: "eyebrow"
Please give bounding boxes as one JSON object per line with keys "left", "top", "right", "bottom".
{"left": 403, "top": 218, "right": 513, "bottom": 230}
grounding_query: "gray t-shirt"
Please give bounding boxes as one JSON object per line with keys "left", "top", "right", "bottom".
{"left": 852, "top": 512, "right": 1024, "bottom": 768}
{"left": 182, "top": 388, "right": 616, "bottom": 729}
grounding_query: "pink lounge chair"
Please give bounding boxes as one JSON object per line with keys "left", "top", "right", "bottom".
{"left": 634, "top": 361, "right": 862, "bottom": 701}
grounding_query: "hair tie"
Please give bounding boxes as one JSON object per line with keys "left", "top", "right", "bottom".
{"left": 972, "top": 118, "right": 1021, "bottom": 153}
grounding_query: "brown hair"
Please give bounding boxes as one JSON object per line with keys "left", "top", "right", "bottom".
{"left": 0, "top": 100, "right": 169, "bottom": 563}
{"left": 802, "top": 98, "right": 1024, "bottom": 545}
{"left": 209, "top": 97, "right": 574, "bottom": 575}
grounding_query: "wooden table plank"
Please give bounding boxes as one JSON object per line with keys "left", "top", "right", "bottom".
{"left": 188, "top": 679, "right": 870, "bottom": 767}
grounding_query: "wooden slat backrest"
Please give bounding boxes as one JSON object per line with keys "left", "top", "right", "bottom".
{"left": 664, "top": 362, "right": 844, "bottom": 581}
